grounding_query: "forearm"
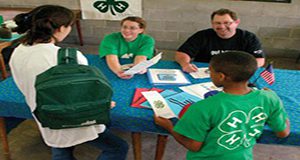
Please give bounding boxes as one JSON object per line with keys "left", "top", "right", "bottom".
{"left": 276, "top": 118, "right": 290, "bottom": 138}
{"left": 175, "top": 51, "right": 198, "bottom": 72}
{"left": 106, "top": 55, "right": 122, "bottom": 74}
{"left": 175, "top": 51, "right": 192, "bottom": 68}
{"left": 167, "top": 127, "right": 203, "bottom": 152}
{"left": 133, "top": 55, "right": 147, "bottom": 65}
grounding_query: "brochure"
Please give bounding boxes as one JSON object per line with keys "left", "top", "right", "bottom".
{"left": 179, "top": 82, "right": 222, "bottom": 99}
{"left": 190, "top": 67, "right": 210, "bottom": 79}
{"left": 141, "top": 90, "right": 201, "bottom": 116}
{"left": 131, "top": 88, "right": 164, "bottom": 108}
{"left": 123, "top": 52, "right": 162, "bottom": 75}
{"left": 141, "top": 91, "right": 177, "bottom": 119}
{"left": 147, "top": 69, "right": 190, "bottom": 85}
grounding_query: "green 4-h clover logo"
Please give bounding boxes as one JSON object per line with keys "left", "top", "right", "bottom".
{"left": 217, "top": 107, "right": 268, "bottom": 150}
{"left": 93, "top": 0, "right": 129, "bottom": 16}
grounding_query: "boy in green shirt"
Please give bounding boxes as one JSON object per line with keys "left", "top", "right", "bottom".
{"left": 154, "top": 51, "right": 290, "bottom": 160}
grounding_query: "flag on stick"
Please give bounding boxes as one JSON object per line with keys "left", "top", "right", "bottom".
{"left": 260, "top": 64, "right": 275, "bottom": 85}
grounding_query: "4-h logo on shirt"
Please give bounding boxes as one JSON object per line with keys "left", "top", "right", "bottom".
{"left": 217, "top": 107, "right": 268, "bottom": 150}
{"left": 93, "top": 0, "right": 129, "bottom": 16}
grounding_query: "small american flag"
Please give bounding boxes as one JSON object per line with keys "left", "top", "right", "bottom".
{"left": 260, "top": 64, "right": 275, "bottom": 85}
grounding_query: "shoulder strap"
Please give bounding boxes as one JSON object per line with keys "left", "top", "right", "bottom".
{"left": 58, "top": 48, "right": 78, "bottom": 65}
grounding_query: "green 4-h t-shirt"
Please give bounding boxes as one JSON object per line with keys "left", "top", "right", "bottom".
{"left": 174, "top": 89, "right": 288, "bottom": 160}
{"left": 99, "top": 32, "right": 155, "bottom": 59}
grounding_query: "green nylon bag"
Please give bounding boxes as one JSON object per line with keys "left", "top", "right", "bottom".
{"left": 34, "top": 48, "right": 113, "bottom": 129}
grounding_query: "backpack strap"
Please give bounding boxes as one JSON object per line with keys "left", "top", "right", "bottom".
{"left": 58, "top": 48, "right": 78, "bottom": 65}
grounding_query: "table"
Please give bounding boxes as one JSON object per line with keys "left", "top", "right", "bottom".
{"left": 0, "top": 7, "right": 84, "bottom": 46}
{"left": 0, "top": 54, "right": 300, "bottom": 159}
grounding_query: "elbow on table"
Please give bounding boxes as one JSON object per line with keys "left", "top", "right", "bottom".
{"left": 276, "top": 119, "right": 290, "bottom": 138}
{"left": 276, "top": 130, "right": 290, "bottom": 138}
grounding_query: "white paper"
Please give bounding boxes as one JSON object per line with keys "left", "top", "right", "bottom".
{"left": 148, "top": 68, "right": 190, "bottom": 85}
{"left": 141, "top": 91, "right": 177, "bottom": 119}
{"left": 190, "top": 67, "right": 210, "bottom": 79}
{"left": 123, "top": 52, "right": 162, "bottom": 75}
{"left": 179, "top": 82, "right": 222, "bottom": 99}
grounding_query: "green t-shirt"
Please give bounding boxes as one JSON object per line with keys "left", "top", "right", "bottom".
{"left": 99, "top": 32, "right": 155, "bottom": 59}
{"left": 174, "top": 90, "right": 287, "bottom": 160}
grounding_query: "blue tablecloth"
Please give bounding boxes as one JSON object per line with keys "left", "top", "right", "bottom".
{"left": 0, "top": 54, "right": 299, "bottom": 146}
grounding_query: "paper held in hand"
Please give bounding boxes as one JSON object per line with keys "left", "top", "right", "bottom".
{"left": 123, "top": 52, "right": 163, "bottom": 75}
{"left": 142, "top": 91, "right": 177, "bottom": 119}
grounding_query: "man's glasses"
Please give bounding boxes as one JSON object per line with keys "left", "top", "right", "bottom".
{"left": 121, "top": 26, "right": 140, "bottom": 31}
{"left": 212, "top": 21, "right": 234, "bottom": 27}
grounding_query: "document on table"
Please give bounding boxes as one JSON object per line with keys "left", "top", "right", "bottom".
{"left": 147, "top": 68, "right": 190, "bottom": 85}
{"left": 141, "top": 91, "right": 177, "bottom": 119}
{"left": 190, "top": 67, "right": 210, "bottom": 79}
{"left": 179, "top": 82, "right": 222, "bottom": 99}
{"left": 123, "top": 52, "right": 162, "bottom": 75}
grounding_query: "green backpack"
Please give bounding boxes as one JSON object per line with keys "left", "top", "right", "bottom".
{"left": 34, "top": 48, "right": 113, "bottom": 129}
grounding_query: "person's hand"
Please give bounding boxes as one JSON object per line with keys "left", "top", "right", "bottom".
{"left": 116, "top": 71, "right": 133, "bottom": 79}
{"left": 154, "top": 115, "right": 173, "bottom": 131}
{"left": 182, "top": 63, "right": 198, "bottom": 73}
{"left": 110, "top": 101, "right": 116, "bottom": 109}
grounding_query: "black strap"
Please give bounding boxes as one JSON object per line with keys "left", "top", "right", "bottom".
{"left": 57, "top": 48, "right": 78, "bottom": 65}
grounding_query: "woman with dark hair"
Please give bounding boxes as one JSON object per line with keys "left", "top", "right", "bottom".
{"left": 9, "top": 5, "right": 128, "bottom": 160}
{"left": 99, "top": 16, "right": 155, "bottom": 79}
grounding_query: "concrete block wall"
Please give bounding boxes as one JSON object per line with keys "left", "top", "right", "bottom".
{"left": 1, "top": 0, "right": 300, "bottom": 58}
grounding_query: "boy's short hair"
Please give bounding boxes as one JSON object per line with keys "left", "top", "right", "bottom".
{"left": 210, "top": 51, "right": 258, "bottom": 82}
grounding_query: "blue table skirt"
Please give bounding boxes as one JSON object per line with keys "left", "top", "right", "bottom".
{"left": 0, "top": 54, "right": 299, "bottom": 145}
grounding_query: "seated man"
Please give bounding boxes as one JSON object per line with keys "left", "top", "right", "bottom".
{"left": 176, "top": 8, "right": 265, "bottom": 73}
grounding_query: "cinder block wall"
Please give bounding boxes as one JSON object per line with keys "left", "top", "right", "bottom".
{"left": 1, "top": 0, "right": 300, "bottom": 58}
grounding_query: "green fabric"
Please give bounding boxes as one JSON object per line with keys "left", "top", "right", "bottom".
{"left": 174, "top": 90, "right": 288, "bottom": 160}
{"left": 99, "top": 32, "right": 155, "bottom": 59}
{"left": 34, "top": 48, "right": 113, "bottom": 129}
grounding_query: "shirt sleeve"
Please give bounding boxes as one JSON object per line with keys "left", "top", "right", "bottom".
{"left": 177, "top": 31, "right": 205, "bottom": 59}
{"left": 243, "top": 31, "right": 265, "bottom": 58}
{"left": 135, "top": 35, "right": 155, "bottom": 59}
{"left": 99, "top": 34, "right": 119, "bottom": 58}
{"left": 173, "top": 102, "right": 210, "bottom": 142}
{"left": 266, "top": 91, "right": 288, "bottom": 132}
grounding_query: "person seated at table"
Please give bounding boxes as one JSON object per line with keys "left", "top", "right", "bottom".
{"left": 176, "top": 8, "right": 265, "bottom": 73}
{"left": 9, "top": 5, "right": 128, "bottom": 160}
{"left": 154, "top": 51, "right": 290, "bottom": 160}
{"left": 99, "top": 16, "right": 155, "bottom": 79}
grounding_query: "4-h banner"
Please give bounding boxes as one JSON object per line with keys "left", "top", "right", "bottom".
{"left": 80, "top": 0, "right": 142, "bottom": 20}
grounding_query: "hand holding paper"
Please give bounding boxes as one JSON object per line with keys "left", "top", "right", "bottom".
{"left": 124, "top": 52, "right": 162, "bottom": 75}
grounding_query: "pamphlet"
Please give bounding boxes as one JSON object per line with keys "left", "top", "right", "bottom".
{"left": 141, "top": 91, "right": 177, "bottom": 119}
{"left": 147, "top": 69, "right": 190, "bottom": 85}
{"left": 179, "top": 82, "right": 222, "bottom": 99}
{"left": 141, "top": 90, "right": 201, "bottom": 116}
{"left": 123, "top": 52, "right": 162, "bottom": 75}
{"left": 131, "top": 88, "right": 164, "bottom": 108}
{"left": 190, "top": 67, "right": 210, "bottom": 79}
